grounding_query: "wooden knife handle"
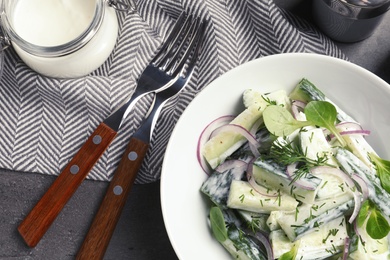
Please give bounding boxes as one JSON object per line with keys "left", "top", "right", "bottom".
{"left": 76, "top": 137, "right": 149, "bottom": 260}
{"left": 18, "top": 122, "right": 117, "bottom": 247}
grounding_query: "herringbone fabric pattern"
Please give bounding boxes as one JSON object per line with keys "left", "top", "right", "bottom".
{"left": 0, "top": 0, "right": 345, "bottom": 183}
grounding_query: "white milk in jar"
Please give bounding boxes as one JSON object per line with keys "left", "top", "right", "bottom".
{"left": 13, "top": 0, "right": 95, "bottom": 46}
{"left": 1, "top": 0, "right": 119, "bottom": 78}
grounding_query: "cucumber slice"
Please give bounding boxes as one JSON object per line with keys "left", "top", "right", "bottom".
{"left": 270, "top": 217, "right": 348, "bottom": 259}
{"left": 236, "top": 210, "right": 270, "bottom": 233}
{"left": 299, "top": 127, "right": 338, "bottom": 167}
{"left": 201, "top": 169, "right": 236, "bottom": 208}
{"left": 289, "top": 78, "right": 326, "bottom": 103}
{"left": 216, "top": 209, "right": 268, "bottom": 260}
{"left": 267, "top": 211, "right": 282, "bottom": 231}
{"left": 337, "top": 123, "right": 377, "bottom": 168}
{"left": 336, "top": 148, "right": 390, "bottom": 218}
{"left": 202, "top": 104, "right": 264, "bottom": 169}
{"left": 243, "top": 89, "right": 290, "bottom": 109}
{"left": 252, "top": 159, "right": 322, "bottom": 204}
{"left": 276, "top": 192, "right": 353, "bottom": 241}
{"left": 227, "top": 180, "right": 298, "bottom": 213}
{"left": 289, "top": 78, "right": 356, "bottom": 123}
{"left": 299, "top": 127, "right": 345, "bottom": 200}
{"left": 202, "top": 90, "right": 291, "bottom": 169}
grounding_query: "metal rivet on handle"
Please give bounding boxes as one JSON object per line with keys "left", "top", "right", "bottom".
{"left": 128, "top": 151, "right": 138, "bottom": 161}
{"left": 93, "top": 135, "right": 102, "bottom": 144}
{"left": 113, "top": 185, "right": 123, "bottom": 195}
{"left": 70, "top": 165, "right": 79, "bottom": 174}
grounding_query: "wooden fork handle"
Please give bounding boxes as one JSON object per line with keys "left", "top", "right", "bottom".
{"left": 76, "top": 137, "right": 149, "bottom": 260}
{"left": 18, "top": 122, "right": 117, "bottom": 248}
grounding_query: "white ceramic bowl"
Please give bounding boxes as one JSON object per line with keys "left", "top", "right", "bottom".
{"left": 160, "top": 53, "right": 390, "bottom": 259}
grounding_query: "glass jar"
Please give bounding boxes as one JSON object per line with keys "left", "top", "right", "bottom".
{"left": 313, "top": 0, "right": 390, "bottom": 43}
{"left": 0, "top": 0, "right": 134, "bottom": 78}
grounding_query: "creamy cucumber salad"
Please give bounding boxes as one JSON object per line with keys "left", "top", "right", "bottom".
{"left": 198, "top": 78, "right": 390, "bottom": 259}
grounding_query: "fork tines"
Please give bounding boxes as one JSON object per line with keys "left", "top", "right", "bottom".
{"left": 152, "top": 12, "right": 206, "bottom": 78}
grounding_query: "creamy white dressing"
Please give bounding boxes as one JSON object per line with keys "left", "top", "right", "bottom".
{"left": 201, "top": 170, "right": 233, "bottom": 205}
{"left": 336, "top": 149, "right": 390, "bottom": 218}
{"left": 201, "top": 85, "right": 390, "bottom": 258}
{"left": 271, "top": 217, "right": 348, "bottom": 259}
{"left": 227, "top": 180, "right": 298, "bottom": 213}
{"left": 253, "top": 159, "right": 322, "bottom": 204}
{"left": 275, "top": 192, "right": 353, "bottom": 241}
{"left": 12, "top": 0, "right": 95, "bottom": 46}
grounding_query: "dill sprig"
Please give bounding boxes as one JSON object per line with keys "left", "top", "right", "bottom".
{"left": 267, "top": 138, "right": 332, "bottom": 181}
{"left": 262, "top": 96, "right": 277, "bottom": 105}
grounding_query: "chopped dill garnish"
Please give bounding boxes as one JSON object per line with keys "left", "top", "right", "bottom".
{"left": 239, "top": 194, "right": 245, "bottom": 203}
{"left": 248, "top": 217, "right": 261, "bottom": 232}
{"left": 262, "top": 96, "right": 277, "bottom": 105}
{"left": 266, "top": 138, "right": 333, "bottom": 182}
{"left": 322, "top": 229, "right": 339, "bottom": 243}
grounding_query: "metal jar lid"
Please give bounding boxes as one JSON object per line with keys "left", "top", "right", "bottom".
{"left": 322, "top": 0, "right": 390, "bottom": 19}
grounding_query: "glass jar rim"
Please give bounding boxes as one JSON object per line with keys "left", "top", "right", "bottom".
{"left": 322, "top": 0, "right": 390, "bottom": 19}
{"left": 0, "top": 0, "right": 105, "bottom": 57}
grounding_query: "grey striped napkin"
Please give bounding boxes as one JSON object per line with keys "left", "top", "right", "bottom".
{"left": 0, "top": 0, "right": 345, "bottom": 184}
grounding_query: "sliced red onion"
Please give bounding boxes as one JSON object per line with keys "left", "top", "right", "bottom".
{"left": 247, "top": 160, "right": 278, "bottom": 197}
{"left": 310, "top": 167, "right": 355, "bottom": 188}
{"left": 286, "top": 163, "right": 316, "bottom": 190}
{"left": 327, "top": 129, "right": 370, "bottom": 140}
{"left": 292, "top": 100, "right": 306, "bottom": 108}
{"left": 340, "top": 129, "right": 371, "bottom": 136}
{"left": 211, "top": 124, "right": 260, "bottom": 146}
{"left": 215, "top": 159, "right": 248, "bottom": 180}
{"left": 347, "top": 187, "right": 362, "bottom": 223}
{"left": 196, "top": 115, "right": 235, "bottom": 174}
{"left": 196, "top": 149, "right": 212, "bottom": 175}
{"left": 336, "top": 122, "right": 370, "bottom": 136}
{"left": 291, "top": 100, "right": 306, "bottom": 120}
{"left": 250, "top": 118, "right": 264, "bottom": 135}
{"left": 342, "top": 237, "right": 350, "bottom": 260}
{"left": 291, "top": 106, "right": 299, "bottom": 120}
{"left": 324, "top": 121, "right": 370, "bottom": 142}
{"left": 253, "top": 231, "right": 274, "bottom": 260}
{"left": 351, "top": 174, "right": 369, "bottom": 200}
{"left": 310, "top": 166, "right": 362, "bottom": 223}
{"left": 211, "top": 124, "right": 261, "bottom": 158}
{"left": 336, "top": 121, "right": 363, "bottom": 130}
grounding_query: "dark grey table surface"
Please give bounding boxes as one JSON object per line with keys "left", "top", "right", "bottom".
{"left": 1, "top": 1, "right": 390, "bottom": 259}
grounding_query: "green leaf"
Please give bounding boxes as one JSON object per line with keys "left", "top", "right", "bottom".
{"left": 357, "top": 201, "right": 390, "bottom": 239}
{"left": 279, "top": 241, "right": 300, "bottom": 260}
{"left": 304, "top": 101, "right": 346, "bottom": 147}
{"left": 366, "top": 207, "right": 390, "bottom": 239}
{"left": 369, "top": 153, "right": 390, "bottom": 193}
{"left": 209, "top": 207, "right": 228, "bottom": 242}
{"left": 357, "top": 200, "right": 371, "bottom": 227}
{"left": 263, "top": 105, "right": 311, "bottom": 136}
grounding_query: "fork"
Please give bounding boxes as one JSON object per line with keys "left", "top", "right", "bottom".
{"left": 75, "top": 16, "right": 206, "bottom": 260}
{"left": 17, "top": 12, "right": 202, "bottom": 248}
